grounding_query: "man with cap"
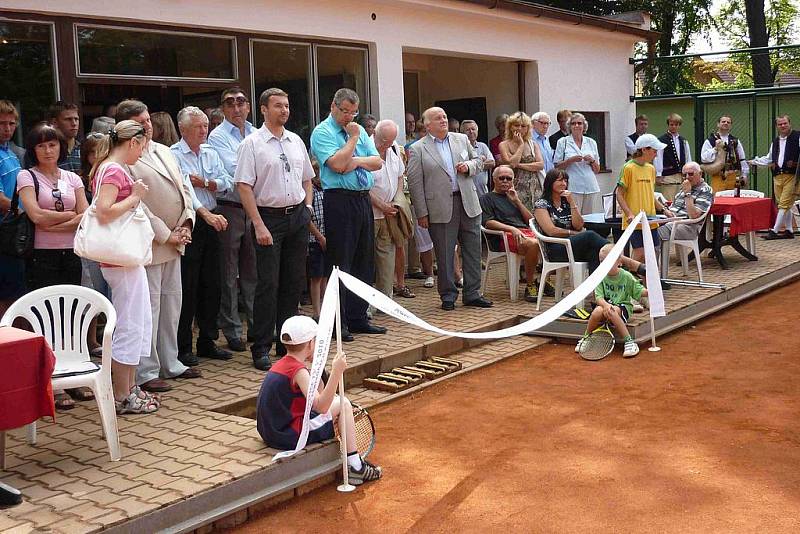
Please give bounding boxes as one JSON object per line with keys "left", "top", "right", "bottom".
{"left": 616, "top": 133, "right": 669, "bottom": 265}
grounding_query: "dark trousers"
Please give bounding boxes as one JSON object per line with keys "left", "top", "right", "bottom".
{"left": 323, "top": 189, "right": 374, "bottom": 329}
{"left": 177, "top": 216, "right": 221, "bottom": 354}
{"left": 26, "top": 248, "right": 81, "bottom": 290}
{"left": 251, "top": 205, "right": 310, "bottom": 357}
{"left": 546, "top": 230, "right": 608, "bottom": 273}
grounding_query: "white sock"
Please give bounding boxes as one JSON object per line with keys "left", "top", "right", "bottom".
{"left": 782, "top": 209, "right": 795, "bottom": 232}
{"left": 774, "top": 209, "right": 787, "bottom": 233}
{"left": 347, "top": 452, "right": 362, "bottom": 470}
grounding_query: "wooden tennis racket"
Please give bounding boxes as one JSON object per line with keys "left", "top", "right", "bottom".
{"left": 578, "top": 323, "right": 615, "bottom": 361}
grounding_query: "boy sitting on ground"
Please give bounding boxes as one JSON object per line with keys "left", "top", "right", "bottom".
{"left": 256, "top": 315, "right": 382, "bottom": 485}
{"left": 577, "top": 244, "right": 647, "bottom": 358}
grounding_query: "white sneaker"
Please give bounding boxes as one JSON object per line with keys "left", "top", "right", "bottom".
{"left": 623, "top": 340, "right": 639, "bottom": 358}
{"left": 423, "top": 276, "right": 435, "bottom": 288}
{"left": 632, "top": 303, "right": 644, "bottom": 313}
{"left": 575, "top": 336, "right": 588, "bottom": 353}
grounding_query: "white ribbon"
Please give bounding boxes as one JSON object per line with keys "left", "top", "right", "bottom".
{"left": 273, "top": 211, "right": 664, "bottom": 460}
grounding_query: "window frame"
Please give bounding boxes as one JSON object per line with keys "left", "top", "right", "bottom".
{"left": 312, "top": 43, "right": 371, "bottom": 124}
{"left": 0, "top": 16, "right": 60, "bottom": 99}
{"left": 73, "top": 22, "right": 238, "bottom": 82}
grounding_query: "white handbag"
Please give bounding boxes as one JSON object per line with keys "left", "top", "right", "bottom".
{"left": 74, "top": 163, "right": 154, "bottom": 267}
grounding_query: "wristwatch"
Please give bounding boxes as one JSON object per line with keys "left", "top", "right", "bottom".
{"left": 203, "top": 178, "right": 209, "bottom": 189}
{"left": 306, "top": 204, "right": 313, "bottom": 211}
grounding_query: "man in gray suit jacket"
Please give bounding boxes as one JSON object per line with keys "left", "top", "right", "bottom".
{"left": 407, "top": 107, "right": 493, "bottom": 310}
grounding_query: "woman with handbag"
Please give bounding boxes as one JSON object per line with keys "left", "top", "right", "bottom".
{"left": 88, "top": 120, "right": 160, "bottom": 414}
{"left": 17, "top": 123, "right": 90, "bottom": 411}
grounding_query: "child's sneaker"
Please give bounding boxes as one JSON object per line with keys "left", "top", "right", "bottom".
{"left": 622, "top": 340, "right": 639, "bottom": 358}
{"left": 632, "top": 302, "right": 644, "bottom": 313}
{"left": 524, "top": 284, "right": 538, "bottom": 302}
{"left": 575, "top": 335, "right": 589, "bottom": 353}
{"left": 349, "top": 460, "right": 382, "bottom": 485}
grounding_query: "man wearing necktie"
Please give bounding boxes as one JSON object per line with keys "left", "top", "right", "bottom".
{"left": 407, "top": 107, "right": 493, "bottom": 311}
{"left": 310, "top": 88, "right": 385, "bottom": 341}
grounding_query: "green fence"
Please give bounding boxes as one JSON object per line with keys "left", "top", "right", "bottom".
{"left": 636, "top": 91, "right": 800, "bottom": 197}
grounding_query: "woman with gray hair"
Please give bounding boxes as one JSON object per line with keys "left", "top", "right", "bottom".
{"left": 554, "top": 112, "right": 600, "bottom": 214}
{"left": 91, "top": 116, "right": 116, "bottom": 134}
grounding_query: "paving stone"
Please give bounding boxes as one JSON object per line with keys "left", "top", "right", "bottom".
{"left": 49, "top": 517, "right": 104, "bottom": 533}
{"left": 106, "top": 495, "right": 160, "bottom": 516}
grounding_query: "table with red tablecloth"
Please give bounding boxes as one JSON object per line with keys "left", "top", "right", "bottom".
{"left": 0, "top": 326, "right": 56, "bottom": 469}
{"left": 700, "top": 196, "right": 777, "bottom": 269}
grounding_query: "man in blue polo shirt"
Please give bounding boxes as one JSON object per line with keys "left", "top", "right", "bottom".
{"left": 310, "top": 88, "right": 385, "bottom": 341}
{"left": 0, "top": 100, "right": 25, "bottom": 316}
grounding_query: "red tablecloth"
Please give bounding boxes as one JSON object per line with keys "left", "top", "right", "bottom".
{"left": 709, "top": 197, "right": 777, "bottom": 237}
{"left": 0, "top": 326, "right": 55, "bottom": 431}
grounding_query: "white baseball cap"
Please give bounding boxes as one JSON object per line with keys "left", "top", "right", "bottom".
{"left": 634, "top": 133, "right": 667, "bottom": 151}
{"left": 280, "top": 315, "right": 318, "bottom": 345}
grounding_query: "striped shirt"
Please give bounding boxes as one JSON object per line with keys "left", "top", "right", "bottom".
{"left": 670, "top": 181, "right": 713, "bottom": 219}
{"left": 308, "top": 186, "right": 324, "bottom": 243}
{"left": 58, "top": 139, "right": 81, "bottom": 173}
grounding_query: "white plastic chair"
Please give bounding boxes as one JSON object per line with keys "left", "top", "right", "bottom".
{"left": 659, "top": 210, "right": 710, "bottom": 281}
{"left": 0, "top": 285, "right": 121, "bottom": 461}
{"left": 529, "top": 220, "right": 589, "bottom": 311}
{"left": 481, "top": 226, "right": 521, "bottom": 301}
{"left": 715, "top": 189, "right": 764, "bottom": 254}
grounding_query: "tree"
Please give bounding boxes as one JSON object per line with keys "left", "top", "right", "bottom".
{"left": 712, "top": 0, "right": 800, "bottom": 87}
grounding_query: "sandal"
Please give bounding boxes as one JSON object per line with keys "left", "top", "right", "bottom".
{"left": 394, "top": 286, "right": 416, "bottom": 298}
{"left": 54, "top": 392, "right": 75, "bottom": 411}
{"left": 116, "top": 392, "right": 159, "bottom": 414}
{"left": 131, "top": 385, "right": 161, "bottom": 407}
{"left": 66, "top": 387, "right": 95, "bottom": 402}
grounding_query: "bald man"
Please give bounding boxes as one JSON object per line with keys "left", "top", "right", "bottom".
{"left": 407, "top": 107, "right": 492, "bottom": 311}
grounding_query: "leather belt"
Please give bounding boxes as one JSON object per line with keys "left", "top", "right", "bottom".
{"left": 258, "top": 203, "right": 303, "bottom": 216}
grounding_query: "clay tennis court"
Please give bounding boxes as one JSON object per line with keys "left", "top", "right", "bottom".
{"left": 233, "top": 280, "right": 800, "bottom": 533}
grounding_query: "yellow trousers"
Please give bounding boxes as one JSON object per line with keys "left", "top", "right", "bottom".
{"left": 710, "top": 171, "right": 741, "bottom": 193}
{"left": 773, "top": 173, "right": 797, "bottom": 210}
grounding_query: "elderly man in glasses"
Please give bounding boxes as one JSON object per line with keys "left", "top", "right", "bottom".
{"left": 659, "top": 161, "right": 713, "bottom": 241}
{"left": 207, "top": 86, "right": 258, "bottom": 354}
{"left": 310, "top": 88, "right": 385, "bottom": 341}
{"left": 236, "top": 88, "right": 315, "bottom": 371}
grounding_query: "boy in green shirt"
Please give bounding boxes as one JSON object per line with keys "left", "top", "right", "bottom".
{"left": 577, "top": 244, "right": 647, "bottom": 357}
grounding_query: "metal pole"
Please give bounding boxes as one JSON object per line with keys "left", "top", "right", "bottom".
{"left": 334, "top": 270, "right": 355, "bottom": 493}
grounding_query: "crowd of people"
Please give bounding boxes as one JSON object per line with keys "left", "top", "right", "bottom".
{"left": 0, "top": 90, "right": 797, "bottom": 417}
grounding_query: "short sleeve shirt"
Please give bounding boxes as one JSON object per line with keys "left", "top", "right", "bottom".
{"left": 0, "top": 143, "right": 21, "bottom": 205}
{"left": 534, "top": 196, "right": 572, "bottom": 230}
{"left": 310, "top": 114, "right": 379, "bottom": 191}
{"left": 17, "top": 168, "right": 84, "bottom": 249}
{"left": 617, "top": 160, "right": 657, "bottom": 229}
{"left": 234, "top": 125, "right": 314, "bottom": 208}
{"left": 94, "top": 163, "right": 133, "bottom": 203}
{"left": 553, "top": 135, "right": 600, "bottom": 194}
{"left": 671, "top": 181, "right": 713, "bottom": 218}
{"left": 595, "top": 269, "right": 644, "bottom": 315}
{"left": 480, "top": 192, "right": 527, "bottom": 228}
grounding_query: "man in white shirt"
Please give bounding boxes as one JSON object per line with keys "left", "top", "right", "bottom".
{"left": 700, "top": 114, "right": 749, "bottom": 193}
{"left": 236, "top": 88, "right": 315, "bottom": 371}
{"left": 749, "top": 114, "right": 800, "bottom": 239}
{"left": 369, "top": 120, "right": 404, "bottom": 301}
{"left": 654, "top": 113, "right": 693, "bottom": 201}
{"left": 171, "top": 107, "right": 231, "bottom": 367}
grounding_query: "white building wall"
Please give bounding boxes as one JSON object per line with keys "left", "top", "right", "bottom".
{"left": 5, "top": 0, "right": 642, "bottom": 175}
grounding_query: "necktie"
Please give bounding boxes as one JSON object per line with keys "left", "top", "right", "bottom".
{"left": 342, "top": 130, "right": 368, "bottom": 188}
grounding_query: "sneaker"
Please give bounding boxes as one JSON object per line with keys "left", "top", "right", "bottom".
{"left": 349, "top": 460, "right": 382, "bottom": 485}
{"left": 543, "top": 281, "right": 556, "bottom": 297}
{"left": 524, "top": 284, "right": 538, "bottom": 302}
{"left": 575, "top": 335, "right": 589, "bottom": 353}
{"left": 783, "top": 230, "right": 795, "bottom": 239}
{"left": 394, "top": 286, "right": 416, "bottom": 298}
{"left": 632, "top": 302, "right": 644, "bottom": 313}
{"left": 623, "top": 340, "right": 639, "bottom": 358}
{"left": 423, "top": 276, "right": 435, "bottom": 288}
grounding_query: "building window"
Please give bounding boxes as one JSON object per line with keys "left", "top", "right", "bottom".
{"left": 315, "top": 45, "right": 369, "bottom": 120}
{"left": 578, "top": 111, "right": 609, "bottom": 171}
{"left": 251, "top": 40, "right": 313, "bottom": 142}
{"left": 0, "top": 20, "right": 58, "bottom": 136}
{"left": 76, "top": 25, "right": 236, "bottom": 80}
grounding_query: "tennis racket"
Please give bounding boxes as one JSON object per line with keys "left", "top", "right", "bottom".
{"left": 578, "top": 322, "right": 615, "bottom": 361}
{"left": 334, "top": 401, "right": 376, "bottom": 459}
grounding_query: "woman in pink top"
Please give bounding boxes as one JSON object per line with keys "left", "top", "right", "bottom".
{"left": 90, "top": 120, "right": 160, "bottom": 414}
{"left": 17, "top": 124, "right": 88, "bottom": 289}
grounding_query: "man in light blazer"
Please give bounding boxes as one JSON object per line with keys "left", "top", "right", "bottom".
{"left": 116, "top": 100, "right": 200, "bottom": 393}
{"left": 407, "top": 107, "right": 493, "bottom": 311}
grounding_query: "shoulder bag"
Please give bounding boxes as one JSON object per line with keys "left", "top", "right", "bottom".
{"left": 0, "top": 170, "right": 39, "bottom": 258}
{"left": 73, "top": 163, "right": 155, "bottom": 267}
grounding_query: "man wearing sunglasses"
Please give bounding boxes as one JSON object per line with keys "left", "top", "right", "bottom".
{"left": 208, "top": 87, "right": 258, "bottom": 354}
{"left": 310, "top": 88, "right": 385, "bottom": 341}
{"left": 660, "top": 162, "right": 713, "bottom": 241}
{"left": 236, "top": 88, "right": 315, "bottom": 371}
